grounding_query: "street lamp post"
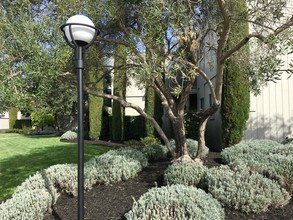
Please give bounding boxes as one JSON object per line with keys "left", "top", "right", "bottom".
{"left": 60, "top": 15, "right": 99, "bottom": 220}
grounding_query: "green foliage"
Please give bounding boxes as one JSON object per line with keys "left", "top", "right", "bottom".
{"left": 125, "top": 184, "right": 225, "bottom": 220}
{"left": 221, "top": 0, "right": 250, "bottom": 148}
{"left": 14, "top": 119, "right": 32, "bottom": 130}
{"left": 170, "top": 139, "right": 209, "bottom": 158}
{"left": 145, "top": 87, "right": 163, "bottom": 138}
{"left": 164, "top": 162, "right": 208, "bottom": 187}
{"left": 88, "top": 45, "right": 104, "bottom": 140}
{"left": 111, "top": 44, "right": 127, "bottom": 141}
{"left": 0, "top": 0, "right": 76, "bottom": 117}
{"left": 184, "top": 111, "right": 202, "bottom": 140}
{"left": 31, "top": 112, "right": 54, "bottom": 129}
{"left": 142, "top": 144, "right": 170, "bottom": 161}
{"left": 8, "top": 107, "right": 18, "bottom": 129}
{"left": 140, "top": 136, "right": 160, "bottom": 146}
{"left": 205, "top": 165, "right": 290, "bottom": 213}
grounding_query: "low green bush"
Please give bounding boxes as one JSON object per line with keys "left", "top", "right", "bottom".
{"left": 205, "top": 165, "right": 290, "bottom": 213}
{"left": 164, "top": 162, "right": 207, "bottom": 186}
{"left": 170, "top": 139, "right": 209, "bottom": 158}
{"left": 125, "top": 184, "right": 224, "bottom": 220}
{"left": 140, "top": 136, "right": 160, "bottom": 146}
{"left": 142, "top": 144, "right": 170, "bottom": 161}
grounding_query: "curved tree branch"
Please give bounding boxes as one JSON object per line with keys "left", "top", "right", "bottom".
{"left": 84, "top": 85, "right": 175, "bottom": 156}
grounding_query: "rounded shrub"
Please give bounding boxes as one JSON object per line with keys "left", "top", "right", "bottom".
{"left": 164, "top": 162, "right": 208, "bottom": 186}
{"left": 142, "top": 144, "right": 170, "bottom": 161}
{"left": 170, "top": 139, "right": 209, "bottom": 158}
{"left": 43, "top": 164, "right": 78, "bottom": 196}
{"left": 60, "top": 130, "right": 77, "bottom": 141}
{"left": 125, "top": 184, "right": 225, "bottom": 220}
{"left": 205, "top": 165, "right": 290, "bottom": 213}
{"left": 106, "top": 147, "right": 148, "bottom": 168}
{"left": 85, "top": 153, "right": 142, "bottom": 188}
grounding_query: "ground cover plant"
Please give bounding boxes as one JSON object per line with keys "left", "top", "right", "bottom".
{"left": 125, "top": 184, "right": 225, "bottom": 220}
{"left": 1, "top": 138, "right": 293, "bottom": 219}
{"left": 221, "top": 139, "right": 293, "bottom": 194}
{"left": 0, "top": 133, "right": 109, "bottom": 201}
{"left": 0, "top": 147, "right": 148, "bottom": 219}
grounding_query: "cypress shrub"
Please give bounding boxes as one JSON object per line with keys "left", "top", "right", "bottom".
{"left": 145, "top": 87, "right": 155, "bottom": 137}
{"left": 88, "top": 44, "right": 104, "bottom": 140}
{"left": 111, "top": 45, "right": 127, "bottom": 141}
{"left": 145, "top": 87, "right": 163, "bottom": 139}
{"left": 221, "top": 0, "right": 250, "bottom": 148}
{"left": 8, "top": 107, "right": 18, "bottom": 129}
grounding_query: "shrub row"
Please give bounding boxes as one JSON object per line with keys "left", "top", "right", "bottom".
{"left": 0, "top": 147, "right": 147, "bottom": 220}
{"left": 221, "top": 140, "right": 293, "bottom": 188}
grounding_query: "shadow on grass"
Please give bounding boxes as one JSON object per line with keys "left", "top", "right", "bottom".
{"left": 0, "top": 143, "right": 109, "bottom": 201}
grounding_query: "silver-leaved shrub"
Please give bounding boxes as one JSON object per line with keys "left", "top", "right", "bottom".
{"left": 60, "top": 130, "right": 77, "bottom": 140}
{"left": 205, "top": 165, "right": 290, "bottom": 213}
{"left": 0, "top": 173, "right": 53, "bottom": 220}
{"left": 164, "top": 162, "right": 208, "bottom": 186}
{"left": 106, "top": 147, "right": 148, "bottom": 168}
{"left": 85, "top": 154, "right": 142, "bottom": 188}
{"left": 221, "top": 139, "right": 293, "bottom": 190}
{"left": 0, "top": 147, "right": 147, "bottom": 219}
{"left": 125, "top": 184, "right": 225, "bottom": 220}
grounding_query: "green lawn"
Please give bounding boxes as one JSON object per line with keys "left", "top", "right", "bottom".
{"left": 0, "top": 133, "right": 109, "bottom": 201}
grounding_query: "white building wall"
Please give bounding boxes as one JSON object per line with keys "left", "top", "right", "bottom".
{"left": 244, "top": 58, "right": 293, "bottom": 142}
{"left": 244, "top": 1, "right": 293, "bottom": 142}
{"left": 125, "top": 79, "right": 145, "bottom": 116}
{"left": 0, "top": 112, "right": 9, "bottom": 130}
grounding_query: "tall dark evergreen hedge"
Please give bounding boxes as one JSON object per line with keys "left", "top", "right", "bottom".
{"left": 145, "top": 87, "right": 163, "bottom": 138}
{"left": 88, "top": 44, "right": 104, "bottom": 140}
{"left": 9, "top": 107, "right": 18, "bottom": 129}
{"left": 111, "top": 44, "right": 127, "bottom": 141}
{"left": 221, "top": 0, "right": 250, "bottom": 148}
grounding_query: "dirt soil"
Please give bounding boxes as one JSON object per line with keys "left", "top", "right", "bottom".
{"left": 43, "top": 151, "right": 293, "bottom": 220}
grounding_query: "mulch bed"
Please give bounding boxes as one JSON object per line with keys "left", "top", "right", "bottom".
{"left": 43, "top": 151, "right": 293, "bottom": 220}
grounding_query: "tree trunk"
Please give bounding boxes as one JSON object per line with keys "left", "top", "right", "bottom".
{"left": 196, "top": 104, "right": 220, "bottom": 159}
{"left": 171, "top": 116, "right": 193, "bottom": 162}
{"left": 197, "top": 114, "right": 209, "bottom": 159}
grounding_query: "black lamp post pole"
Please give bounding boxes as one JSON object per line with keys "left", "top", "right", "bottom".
{"left": 60, "top": 16, "right": 99, "bottom": 220}
{"left": 76, "top": 45, "right": 85, "bottom": 220}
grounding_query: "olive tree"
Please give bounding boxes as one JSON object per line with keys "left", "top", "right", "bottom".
{"left": 84, "top": 0, "right": 293, "bottom": 161}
